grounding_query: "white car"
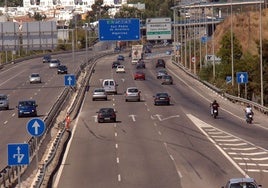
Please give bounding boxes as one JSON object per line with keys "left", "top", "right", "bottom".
{"left": 49, "top": 59, "right": 60, "bottom": 68}
{"left": 92, "top": 88, "right": 107, "bottom": 101}
{"left": 125, "top": 87, "right": 141, "bottom": 102}
{"left": 116, "top": 65, "right": 125, "bottom": 73}
{"left": 29, "top": 73, "right": 41, "bottom": 83}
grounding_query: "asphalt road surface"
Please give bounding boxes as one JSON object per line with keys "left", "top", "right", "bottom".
{"left": 54, "top": 51, "right": 268, "bottom": 188}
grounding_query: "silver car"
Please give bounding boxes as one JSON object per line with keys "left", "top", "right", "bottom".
{"left": 49, "top": 59, "right": 60, "bottom": 68}
{"left": 92, "top": 88, "right": 107, "bottom": 101}
{"left": 125, "top": 87, "right": 141, "bottom": 102}
{"left": 0, "top": 94, "right": 9, "bottom": 110}
{"left": 222, "top": 178, "right": 262, "bottom": 188}
{"left": 29, "top": 73, "right": 41, "bottom": 83}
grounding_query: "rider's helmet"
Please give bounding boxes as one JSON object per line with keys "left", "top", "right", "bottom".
{"left": 247, "top": 104, "right": 250, "bottom": 107}
{"left": 213, "top": 100, "right": 217, "bottom": 103}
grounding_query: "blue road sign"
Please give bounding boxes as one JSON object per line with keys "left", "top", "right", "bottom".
{"left": 236, "top": 72, "right": 248, "bottom": 84}
{"left": 98, "top": 18, "right": 140, "bottom": 41}
{"left": 201, "top": 36, "right": 208, "bottom": 43}
{"left": 64, "top": 74, "right": 76, "bottom": 86}
{"left": 226, "top": 76, "right": 232, "bottom": 84}
{"left": 27, "top": 118, "right": 46, "bottom": 137}
{"left": 8, "top": 143, "right": 29, "bottom": 166}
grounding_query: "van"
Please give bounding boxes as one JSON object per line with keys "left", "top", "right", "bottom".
{"left": 102, "top": 79, "right": 118, "bottom": 94}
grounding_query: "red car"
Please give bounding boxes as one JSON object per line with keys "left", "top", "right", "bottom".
{"left": 134, "top": 71, "right": 145, "bottom": 80}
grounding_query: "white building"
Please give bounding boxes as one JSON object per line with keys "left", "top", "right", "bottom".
{"left": 23, "top": 0, "right": 127, "bottom": 8}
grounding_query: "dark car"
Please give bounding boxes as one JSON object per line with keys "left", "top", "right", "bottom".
{"left": 17, "top": 100, "right": 38, "bottom": 118}
{"left": 57, "top": 65, "right": 68, "bottom": 74}
{"left": 42, "top": 54, "right": 51, "bottom": 63}
{"left": 136, "top": 60, "right": 145, "bottom": 69}
{"left": 112, "top": 61, "right": 121, "bottom": 69}
{"left": 156, "top": 59, "right": 166, "bottom": 68}
{"left": 144, "top": 47, "right": 152, "bottom": 53}
{"left": 161, "top": 75, "right": 173, "bottom": 85}
{"left": 117, "top": 55, "right": 125, "bottom": 61}
{"left": 96, "top": 108, "right": 117, "bottom": 123}
{"left": 134, "top": 71, "right": 145, "bottom": 80}
{"left": 114, "top": 47, "right": 121, "bottom": 52}
{"left": 153, "top": 92, "right": 170, "bottom": 105}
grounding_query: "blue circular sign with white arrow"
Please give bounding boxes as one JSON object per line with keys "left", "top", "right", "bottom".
{"left": 26, "top": 118, "right": 46, "bottom": 137}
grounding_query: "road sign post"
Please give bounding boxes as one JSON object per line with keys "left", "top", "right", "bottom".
{"left": 8, "top": 143, "right": 30, "bottom": 187}
{"left": 27, "top": 118, "right": 46, "bottom": 170}
{"left": 236, "top": 72, "right": 248, "bottom": 98}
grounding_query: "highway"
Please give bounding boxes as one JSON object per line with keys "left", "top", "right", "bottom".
{"left": 0, "top": 50, "right": 91, "bottom": 170}
{"left": 54, "top": 50, "right": 268, "bottom": 188}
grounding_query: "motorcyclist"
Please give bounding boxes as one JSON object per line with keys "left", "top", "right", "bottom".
{"left": 245, "top": 104, "right": 254, "bottom": 119}
{"left": 210, "top": 100, "right": 219, "bottom": 116}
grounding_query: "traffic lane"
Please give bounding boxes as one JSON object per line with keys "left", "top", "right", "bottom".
{"left": 110, "top": 63, "right": 232, "bottom": 188}
{"left": 155, "top": 63, "right": 268, "bottom": 185}
{"left": 56, "top": 102, "right": 119, "bottom": 188}
{"left": 112, "top": 95, "right": 182, "bottom": 188}
{"left": 0, "top": 52, "right": 90, "bottom": 169}
{"left": 165, "top": 61, "right": 268, "bottom": 149}
{"left": 146, "top": 103, "right": 243, "bottom": 187}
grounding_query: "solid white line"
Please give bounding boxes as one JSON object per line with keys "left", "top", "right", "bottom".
{"left": 53, "top": 110, "right": 81, "bottom": 187}
{"left": 239, "top": 152, "right": 267, "bottom": 156}
{"left": 215, "top": 139, "right": 240, "bottom": 142}
{"left": 118, "top": 174, "right": 121, "bottom": 182}
{"left": 219, "top": 143, "right": 248, "bottom": 146}
{"left": 224, "top": 147, "right": 257, "bottom": 151}
{"left": 211, "top": 135, "right": 232, "bottom": 138}
{"left": 239, "top": 163, "right": 268, "bottom": 166}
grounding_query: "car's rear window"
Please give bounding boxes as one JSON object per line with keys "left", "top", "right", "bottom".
{"left": 128, "top": 88, "right": 138, "bottom": 92}
{"left": 156, "top": 93, "right": 168, "bottom": 97}
{"left": 0, "top": 95, "right": 7, "bottom": 100}
{"left": 95, "top": 89, "right": 105, "bottom": 92}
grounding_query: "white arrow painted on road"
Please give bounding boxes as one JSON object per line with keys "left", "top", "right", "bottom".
{"left": 93, "top": 115, "right": 97, "bottom": 122}
{"left": 151, "top": 114, "right": 180, "bottom": 121}
{"left": 32, "top": 120, "right": 40, "bottom": 135}
{"left": 161, "top": 115, "right": 180, "bottom": 121}
{"left": 128, "top": 115, "right": 136, "bottom": 122}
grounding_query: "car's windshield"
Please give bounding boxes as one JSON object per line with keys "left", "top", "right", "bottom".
{"left": 230, "top": 183, "right": 257, "bottom": 188}
{"left": 19, "top": 101, "right": 35, "bottom": 106}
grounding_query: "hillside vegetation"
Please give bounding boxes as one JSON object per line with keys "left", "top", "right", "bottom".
{"left": 211, "top": 9, "right": 268, "bottom": 55}
{"left": 202, "top": 8, "right": 268, "bottom": 105}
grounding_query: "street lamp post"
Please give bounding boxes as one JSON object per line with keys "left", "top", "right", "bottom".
{"left": 259, "top": 1, "right": 264, "bottom": 105}
{"left": 231, "top": 0, "right": 234, "bottom": 86}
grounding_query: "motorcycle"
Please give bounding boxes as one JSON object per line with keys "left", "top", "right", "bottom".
{"left": 246, "top": 112, "right": 253, "bottom": 124}
{"left": 211, "top": 106, "right": 219, "bottom": 119}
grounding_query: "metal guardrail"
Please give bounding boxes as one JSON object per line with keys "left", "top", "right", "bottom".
{"left": 172, "top": 61, "right": 268, "bottom": 115}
